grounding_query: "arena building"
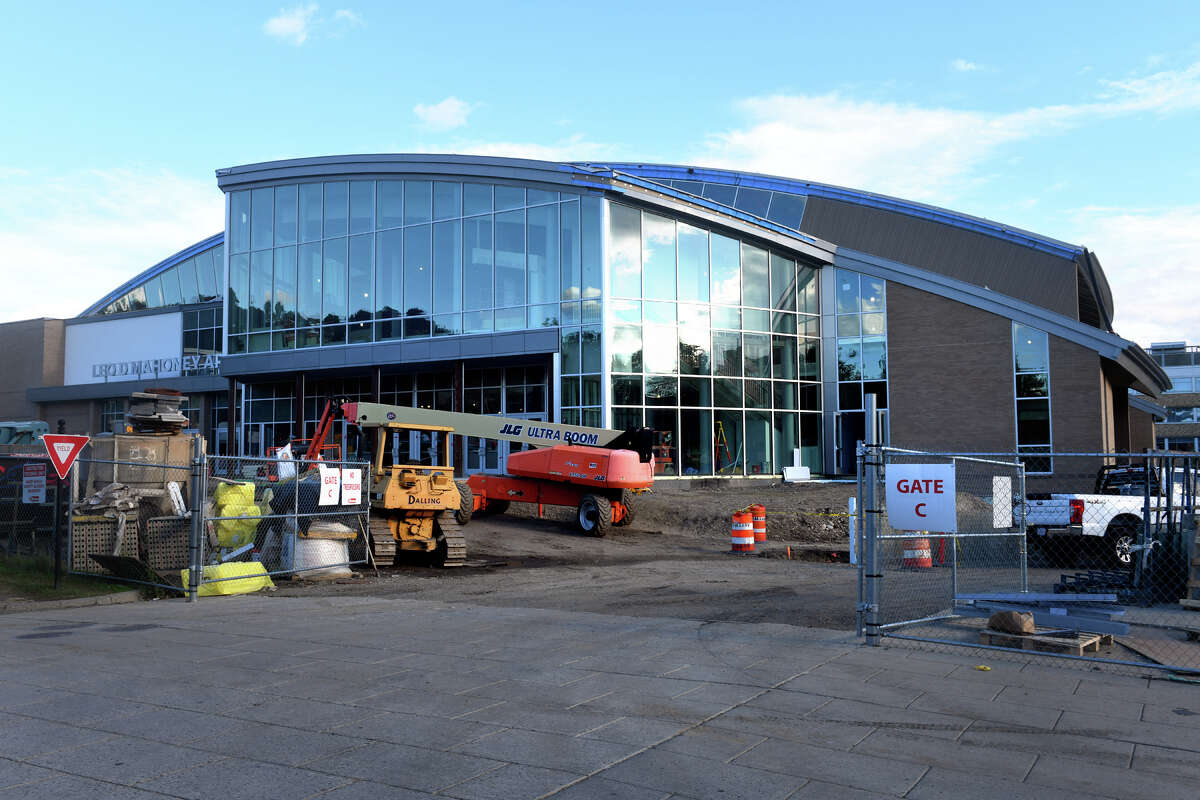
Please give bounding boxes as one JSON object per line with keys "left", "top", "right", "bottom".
{"left": 23, "top": 154, "right": 1169, "bottom": 477}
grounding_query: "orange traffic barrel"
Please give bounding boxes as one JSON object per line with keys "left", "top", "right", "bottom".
{"left": 902, "top": 537, "right": 933, "bottom": 569}
{"left": 750, "top": 504, "right": 767, "bottom": 543}
{"left": 731, "top": 511, "right": 755, "bottom": 553}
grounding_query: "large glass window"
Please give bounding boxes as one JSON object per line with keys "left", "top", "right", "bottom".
{"left": 642, "top": 213, "right": 676, "bottom": 301}
{"left": 1014, "top": 323, "right": 1052, "bottom": 473}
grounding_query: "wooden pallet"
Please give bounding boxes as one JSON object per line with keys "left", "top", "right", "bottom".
{"left": 979, "top": 628, "right": 1113, "bottom": 656}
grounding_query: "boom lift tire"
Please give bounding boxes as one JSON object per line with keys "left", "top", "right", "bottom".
{"left": 480, "top": 499, "right": 510, "bottom": 516}
{"left": 613, "top": 489, "right": 636, "bottom": 527}
{"left": 577, "top": 494, "right": 611, "bottom": 537}
{"left": 454, "top": 480, "right": 473, "bottom": 526}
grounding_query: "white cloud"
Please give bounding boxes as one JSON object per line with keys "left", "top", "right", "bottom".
{"left": 413, "top": 97, "right": 474, "bottom": 131}
{"left": 0, "top": 169, "right": 223, "bottom": 321}
{"left": 263, "top": 5, "right": 363, "bottom": 44}
{"left": 695, "top": 60, "right": 1200, "bottom": 202}
{"left": 951, "top": 58, "right": 981, "bottom": 72}
{"left": 438, "top": 133, "right": 619, "bottom": 162}
{"left": 263, "top": 4, "right": 318, "bottom": 45}
{"left": 1068, "top": 205, "right": 1200, "bottom": 346}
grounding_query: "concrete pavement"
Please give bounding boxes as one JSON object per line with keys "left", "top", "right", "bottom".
{"left": 1, "top": 595, "right": 1199, "bottom": 799}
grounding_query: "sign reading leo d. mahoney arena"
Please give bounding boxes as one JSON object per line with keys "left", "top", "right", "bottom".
{"left": 885, "top": 463, "right": 957, "bottom": 533}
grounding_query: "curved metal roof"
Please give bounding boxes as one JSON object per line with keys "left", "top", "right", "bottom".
{"left": 78, "top": 232, "right": 224, "bottom": 317}
{"left": 583, "top": 161, "right": 1084, "bottom": 261}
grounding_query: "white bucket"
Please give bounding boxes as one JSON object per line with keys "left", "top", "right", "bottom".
{"left": 292, "top": 537, "right": 351, "bottom": 579}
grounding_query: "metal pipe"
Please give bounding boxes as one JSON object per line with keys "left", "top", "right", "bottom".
{"left": 883, "top": 633, "right": 1200, "bottom": 675}
{"left": 863, "top": 393, "right": 881, "bottom": 646}
{"left": 187, "top": 434, "right": 202, "bottom": 603}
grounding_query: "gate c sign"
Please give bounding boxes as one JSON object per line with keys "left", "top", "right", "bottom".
{"left": 885, "top": 463, "right": 957, "bottom": 533}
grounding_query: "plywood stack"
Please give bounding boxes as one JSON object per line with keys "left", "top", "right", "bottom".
{"left": 127, "top": 391, "right": 189, "bottom": 434}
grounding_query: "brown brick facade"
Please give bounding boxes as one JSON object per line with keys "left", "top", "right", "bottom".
{"left": 0, "top": 318, "right": 63, "bottom": 420}
{"left": 886, "top": 283, "right": 1015, "bottom": 451}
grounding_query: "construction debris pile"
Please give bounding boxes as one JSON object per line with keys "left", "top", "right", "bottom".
{"left": 125, "top": 391, "right": 190, "bottom": 434}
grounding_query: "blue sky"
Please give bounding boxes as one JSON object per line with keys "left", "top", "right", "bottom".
{"left": 3, "top": 2, "right": 1199, "bottom": 345}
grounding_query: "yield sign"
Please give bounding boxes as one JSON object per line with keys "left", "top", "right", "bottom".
{"left": 43, "top": 434, "right": 90, "bottom": 480}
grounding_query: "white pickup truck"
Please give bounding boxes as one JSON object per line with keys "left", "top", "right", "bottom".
{"left": 1025, "top": 465, "right": 1184, "bottom": 567}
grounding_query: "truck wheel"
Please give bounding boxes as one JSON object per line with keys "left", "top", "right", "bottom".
{"left": 577, "top": 494, "right": 611, "bottom": 537}
{"left": 613, "top": 489, "right": 636, "bottom": 527}
{"left": 454, "top": 480, "right": 473, "bottom": 526}
{"left": 1105, "top": 521, "right": 1138, "bottom": 568}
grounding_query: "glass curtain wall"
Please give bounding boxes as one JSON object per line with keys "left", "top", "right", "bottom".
{"left": 1013, "top": 323, "right": 1052, "bottom": 473}
{"left": 830, "top": 269, "right": 888, "bottom": 473}
{"left": 95, "top": 242, "right": 225, "bottom": 316}
{"left": 607, "top": 201, "right": 821, "bottom": 476}
{"left": 226, "top": 181, "right": 601, "bottom": 355}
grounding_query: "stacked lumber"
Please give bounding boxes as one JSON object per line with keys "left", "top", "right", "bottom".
{"left": 955, "top": 592, "right": 1129, "bottom": 635}
{"left": 127, "top": 391, "right": 189, "bottom": 434}
{"left": 1180, "top": 513, "right": 1200, "bottom": 610}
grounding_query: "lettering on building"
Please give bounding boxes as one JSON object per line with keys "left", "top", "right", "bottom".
{"left": 91, "top": 354, "right": 221, "bottom": 380}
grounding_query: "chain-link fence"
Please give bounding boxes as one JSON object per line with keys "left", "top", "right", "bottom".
{"left": 0, "top": 450, "right": 61, "bottom": 559}
{"left": 199, "top": 454, "right": 370, "bottom": 593}
{"left": 859, "top": 446, "right": 1200, "bottom": 674}
{"left": 68, "top": 436, "right": 197, "bottom": 592}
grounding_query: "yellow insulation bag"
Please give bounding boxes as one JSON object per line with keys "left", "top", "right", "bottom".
{"left": 213, "top": 503, "right": 261, "bottom": 547}
{"left": 181, "top": 562, "right": 274, "bottom": 596}
{"left": 214, "top": 481, "right": 255, "bottom": 506}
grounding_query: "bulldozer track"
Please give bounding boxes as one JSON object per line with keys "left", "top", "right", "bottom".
{"left": 367, "top": 514, "right": 466, "bottom": 568}
{"left": 434, "top": 511, "right": 467, "bottom": 568}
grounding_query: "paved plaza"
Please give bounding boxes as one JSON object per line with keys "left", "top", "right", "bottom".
{"left": 2, "top": 595, "right": 1199, "bottom": 799}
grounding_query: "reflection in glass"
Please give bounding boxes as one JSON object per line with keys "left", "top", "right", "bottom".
{"left": 434, "top": 182, "right": 461, "bottom": 220}
{"left": 677, "top": 223, "right": 709, "bottom": 303}
{"left": 348, "top": 235, "right": 372, "bottom": 322}
{"left": 464, "top": 183, "right": 492, "bottom": 215}
{"left": 560, "top": 199, "right": 580, "bottom": 300}
{"left": 711, "top": 234, "right": 739, "bottom": 305}
{"left": 741, "top": 244, "right": 769, "bottom": 309}
{"left": 433, "top": 220, "right": 461, "bottom": 314}
{"left": 836, "top": 270, "right": 859, "bottom": 314}
{"left": 251, "top": 187, "right": 273, "bottom": 250}
{"left": 275, "top": 185, "right": 298, "bottom": 245}
{"left": 322, "top": 237, "right": 347, "bottom": 324}
{"left": 324, "top": 182, "right": 348, "bottom": 238}
{"left": 642, "top": 212, "right": 676, "bottom": 300}
{"left": 300, "top": 183, "right": 322, "bottom": 242}
{"left": 770, "top": 253, "right": 795, "bottom": 311}
{"left": 495, "top": 210, "right": 525, "bottom": 307}
{"left": 273, "top": 246, "right": 296, "bottom": 329}
{"left": 645, "top": 376, "right": 678, "bottom": 406}
{"left": 713, "top": 331, "right": 742, "bottom": 377}
{"left": 230, "top": 190, "right": 250, "bottom": 253}
{"left": 378, "top": 181, "right": 403, "bottom": 229}
{"left": 405, "top": 180, "right": 432, "bottom": 226}
{"left": 463, "top": 215, "right": 493, "bottom": 310}
{"left": 350, "top": 181, "right": 374, "bottom": 234}
{"left": 609, "top": 203, "right": 641, "bottom": 298}
{"left": 298, "top": 243, "right": 322, "bottom": 327}
{"left": 404, "top": 224, "right": 432, "bottom": 317}
{"left": 527, "top": 204, "right": 558, "bottom": 306}
{"left": 1013, "top": 324, "right": 1049, "bottom": 372}
{"left": 611, "top": 325, "right": 642, "bottom": 373}
{"left": 643, "top": 325, "right": 678, "bottom": 374}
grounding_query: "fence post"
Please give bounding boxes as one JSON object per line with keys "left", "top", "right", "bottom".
{"left": 1018, "top": 462, "right": 1028, "bottom": 593}
{"left": 187, "top": 434, "right": 203, "bottom": 603}
{"left": 863, "top": 393, "right": 881, "bottom": 646}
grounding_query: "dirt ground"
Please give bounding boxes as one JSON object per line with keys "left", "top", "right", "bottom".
{"left": 273, "top": 479, "right": 863, "bottom": 630}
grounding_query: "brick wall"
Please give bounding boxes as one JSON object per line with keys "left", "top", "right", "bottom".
{"left": 886, "top": 283, "right": 1015, "bottom": 451}
{"left": 0, "top": 318, "right": 63, "bottom": 420}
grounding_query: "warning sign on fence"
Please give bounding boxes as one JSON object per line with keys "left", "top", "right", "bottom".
{"left": 318, "top": 465, "right": 341, "bottom": 506}
{"left": 22, "top": 463, "right": 46, "bottom": 504}
{"left": 341, "top": 469, "right": 361, "bottom": 506}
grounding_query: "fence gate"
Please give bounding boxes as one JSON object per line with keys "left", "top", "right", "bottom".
{"left": 858, "top": 446, "right": 1200, "bottom": 674}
